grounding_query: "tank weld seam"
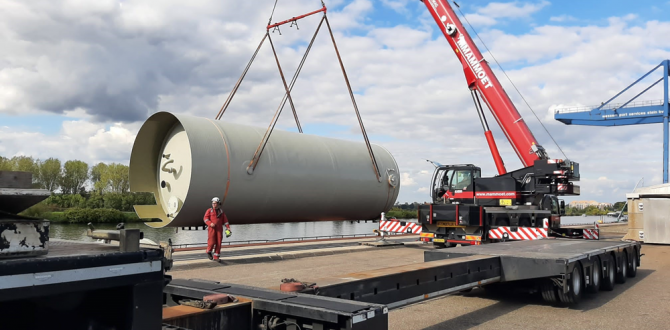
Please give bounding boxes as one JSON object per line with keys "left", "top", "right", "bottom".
{"left": 206, "top": 119, "right": 231, "bottom": 204}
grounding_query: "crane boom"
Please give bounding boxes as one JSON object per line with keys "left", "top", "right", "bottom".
{"left": 422, "top": 0, "right": 548, "bottom": 168}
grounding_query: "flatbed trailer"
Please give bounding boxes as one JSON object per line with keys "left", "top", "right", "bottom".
{"left": 281, "top": 237, "right": 642, "bottom": 312}
{"left": 0, "top": 231, "right": 641, "bottom": 329}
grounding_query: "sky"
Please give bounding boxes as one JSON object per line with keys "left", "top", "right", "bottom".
{"left": 1, "top": 0, "right": 669, "bottom": 205}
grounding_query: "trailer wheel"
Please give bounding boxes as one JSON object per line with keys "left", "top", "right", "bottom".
{"left": 557, "top": 262, "right": 584, "bottom": 305}
{"left": 627, "top": 249, "right": 638, "bottom": 278}
{"left": 586, "top": 257, "right": 601, "bottom": 294}
{"left": 601, "top": 254, "right": 616, "bottom": 291}
{"left": 615, "top": 252, "right": 628, "bottom": 284}
{"left": 540, "top": 280, "right": 558, "bottom": 304}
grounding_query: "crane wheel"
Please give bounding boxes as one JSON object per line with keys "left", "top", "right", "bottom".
{"left": 586, "top": 256, "right": 601, "bottom": 294}
{"left": 601, "top": 254, "right": 616, "bottom": 291}
{"left": 627, "top": 249, "right": 638, "bottom": 278}
{"left": 615, "top": 253, "right": 628, "bottom": 284}
{"left": 557, "top": 262, "right": 584, "bottom": 305}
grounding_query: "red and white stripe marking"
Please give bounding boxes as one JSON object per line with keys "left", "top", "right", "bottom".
{"left": 584, "top": 223, "right": 600, "bottom": 240}
{"left": 488, "top": 226, "right": 548, "bottom": 240}
{"left": 379, "top": 220, "right": 422, "bottom": 234}
{"left": 583, "top": 229, "right": 599, "bottom": 240}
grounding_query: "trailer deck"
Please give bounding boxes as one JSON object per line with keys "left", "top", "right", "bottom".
{"left": 272, "top": 237, "right": 640, "bottom": 313}
{"left": 425, "top": 239, "right": 640, "bottom": 282}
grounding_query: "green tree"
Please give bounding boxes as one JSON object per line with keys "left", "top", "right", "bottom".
{"left": 60, "top": 160, "right": 89, "bottom": 194}
{"left": 37, "top": 158, "right": 62, "bottom": 192}
{"left": 85, "top": 194, "right": 104, "bottom": 209}
{"left": 612, "top": 201, "right": 626, "bottom": 210}
{"left": 102, "top": 163, "right": 129, "bottom": 194}
{"left": 90, "top": 162, "right": 108, "bottom": 194}
{"left": 103, "top": 193, "right": 123, "bottom": 210}
{"left": 12, "top": 156, "right": 38, "bottom": 173}
{"left": 584, "top": 205, "right": 606, "bottom": 216}
{"left": 0, "top": 156, "right": 12, "bottom": 170}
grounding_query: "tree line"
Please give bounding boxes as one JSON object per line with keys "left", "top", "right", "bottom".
{"left": 564, "top": 202, "right": 626, "bottom": 216}
{"left": 0, "top": 155, "right": 130, "bottom": 194}
{"left": 2, "top": 155, "right": 156, "bottom": 223}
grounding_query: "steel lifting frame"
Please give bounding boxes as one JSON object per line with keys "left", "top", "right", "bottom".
{"left": 214, "top": 3, "right": 382, "bottom": 182}
{"left": 554, "top": 60, "right": 670, "bottom": 183}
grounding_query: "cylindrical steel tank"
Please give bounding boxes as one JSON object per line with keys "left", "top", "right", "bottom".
{"left": 129, "top": 111, "right": 400, "bottom": 228}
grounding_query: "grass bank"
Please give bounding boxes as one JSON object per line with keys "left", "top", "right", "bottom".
{"left": 385, "top": 208, "right": 418, "bottom": 219}
{"left": 45, "top": 209, "right": 142, "bottom": 224}
{"left": 20, "top": 204, "right": 142, "bottom": 224}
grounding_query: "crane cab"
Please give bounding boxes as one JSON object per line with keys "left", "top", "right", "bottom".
{"left": 430, "top": 164, "right": 481, "bottom": 204}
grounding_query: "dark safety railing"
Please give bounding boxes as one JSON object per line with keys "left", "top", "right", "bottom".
{"left": 170, "top": 232, "right": 406, "bottom": 249}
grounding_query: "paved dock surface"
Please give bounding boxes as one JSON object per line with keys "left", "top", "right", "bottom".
{"left": 170, "top": 226, "right": 667, "bottom": 329}
{"left": 170, "top": 236, "right": 419, "bottom": 270}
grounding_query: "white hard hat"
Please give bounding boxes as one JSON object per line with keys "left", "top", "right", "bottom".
{"left": 211, "top": 197, "right": 220, "bottom": 203}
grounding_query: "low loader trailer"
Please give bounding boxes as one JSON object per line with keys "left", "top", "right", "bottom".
{"left": 1, "top": 214, "right": 641, "bottom": 329}
{"left": 165, "top": 237, "right": 641, "bottom": 330}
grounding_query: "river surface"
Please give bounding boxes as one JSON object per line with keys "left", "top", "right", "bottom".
{"left": 49, "top": 215, "right": 621, "bottom": 246}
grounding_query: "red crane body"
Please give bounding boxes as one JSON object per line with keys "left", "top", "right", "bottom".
{"left": 415, "top": 1, "right": 581, "bottom": 248}
{"left": 422, "top": 0, "right": 547, "bottom": 171}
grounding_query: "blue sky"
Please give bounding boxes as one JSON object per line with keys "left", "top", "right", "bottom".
{"left": 1, "top": 0, "right": 669, "bottom": 204}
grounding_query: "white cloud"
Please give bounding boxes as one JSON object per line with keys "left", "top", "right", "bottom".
{"left": 550, "top": 15, "right": 576, "bottom": 22}
{"left": 400, "top": 172, "right": 416, "bottom": 186}
{"left": 380, "top": 0, "right": 411, "bottom": 13}
{"left": 464, "top": 1, "right": 550, "bottom": 27}
{"left": 463, "top": 13, "right": 497, "bottom": 27}
{"left": 0, "top": 121, "right": 138, "bottom": 165}
{"left": 477, "top": 1, "right": 550, "bottom": 19}
{"left": 1, "top": 0, "right": 669, "bottom": 206}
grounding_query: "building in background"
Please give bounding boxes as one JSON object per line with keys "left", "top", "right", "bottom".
{"left": 568, "top": 200, "right": 613, "bottom": 210}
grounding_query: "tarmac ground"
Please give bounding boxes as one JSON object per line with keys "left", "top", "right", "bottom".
{"left": 169, "top": 224, "right": 668, "bottom": 330}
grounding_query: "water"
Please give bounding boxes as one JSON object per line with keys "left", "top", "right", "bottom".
{"left": 49, "top": 215, "right": 619, "bottom": 245}
{"left": 49, "top": 220, "right": 381, "bottom": 246}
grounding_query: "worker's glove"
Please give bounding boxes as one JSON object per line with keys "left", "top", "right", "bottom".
{"left": 225, "top": 229, "right": 232, "bottom": 238}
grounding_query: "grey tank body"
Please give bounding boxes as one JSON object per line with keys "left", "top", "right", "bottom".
{"left": 129, "top": 112, "right": 400, "bottom": 228}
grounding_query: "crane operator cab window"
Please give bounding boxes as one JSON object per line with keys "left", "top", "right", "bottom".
{"left": 432, "top": 168, "right": 452, "bottom": 202}
{"left": 431, "top": 167, "right": 481, "bottom": 202}
{"left": 452, "top": 169, "right": 480, "bottom": 191}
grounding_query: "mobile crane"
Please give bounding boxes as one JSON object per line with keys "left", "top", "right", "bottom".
{"left": 417, "top": 0, "right": 585, "bottom": 247}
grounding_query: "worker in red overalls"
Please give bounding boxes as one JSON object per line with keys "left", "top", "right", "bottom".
{"left": 204, "top": 197, "right": 231, "bottom": 261}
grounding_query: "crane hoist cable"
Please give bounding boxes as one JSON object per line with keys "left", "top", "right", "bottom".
{"left": 215, "top": 1, "right": 382, "bottom": 182}
{"left": 452, "top": 1, "right": 569, "bottom": 161}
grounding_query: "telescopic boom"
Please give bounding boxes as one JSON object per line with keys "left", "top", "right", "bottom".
{"left": 422, "top": 0, "right": 549, "bottom": 170}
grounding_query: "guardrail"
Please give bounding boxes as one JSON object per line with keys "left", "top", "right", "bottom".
{"left": 169, "top": 232, "right": 406, "bottom": 249}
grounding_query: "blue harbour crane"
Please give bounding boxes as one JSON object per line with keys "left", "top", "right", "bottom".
{"left": 554, "top": 60, "right": 670, "bottom": 183}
